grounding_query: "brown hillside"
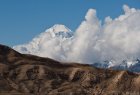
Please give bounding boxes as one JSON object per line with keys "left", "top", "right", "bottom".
{"left": 0, "top": 44, "right": 140, "bottom": 95}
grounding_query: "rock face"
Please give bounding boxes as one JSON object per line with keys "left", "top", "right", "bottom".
{"left": 0, "top": 44, "right": 140, "bottom": 95}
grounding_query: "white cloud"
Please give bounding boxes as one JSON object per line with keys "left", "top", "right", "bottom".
{"left": 66, "top": 8, "right": 101, "bottom": 63}
{"left": 14, "top": 5, "right": 140, "bottom": 65}
{"left": 100, "top": 5, "right": 140, "bottom": 64}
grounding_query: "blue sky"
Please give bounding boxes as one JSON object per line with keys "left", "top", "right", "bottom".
{"left": 0, "top": 0, "right": 140, "bottom": 46}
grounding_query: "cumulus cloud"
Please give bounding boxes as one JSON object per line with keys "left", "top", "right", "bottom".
{"left": 99, "top": 5, "right": 140, "bottom": 63}
{"left": 66, "top": 9, "right": 101, "bottom": 63}
{"left": 14, "top": 5, "right": 140, "bottom": 65}
{"left": 67, "top": 5, "right": 140, "bottom": 64}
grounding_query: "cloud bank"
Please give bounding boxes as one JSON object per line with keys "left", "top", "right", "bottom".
{"left": 14, "top": 5, "right": 140, "bottom": 65}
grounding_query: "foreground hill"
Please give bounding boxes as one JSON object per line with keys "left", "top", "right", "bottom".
{"left": 0, "top": 44, "right": 140, "bottom": 95}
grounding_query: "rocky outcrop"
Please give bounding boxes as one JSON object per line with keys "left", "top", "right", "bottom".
{"left": 0, "top": 44, "right": 140, "bottom": 95}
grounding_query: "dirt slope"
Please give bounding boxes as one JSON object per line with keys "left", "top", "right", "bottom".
{"left": 0, "top": 44, "right": 140, "bottom": 95}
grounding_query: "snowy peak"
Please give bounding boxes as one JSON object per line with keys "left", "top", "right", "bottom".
{"left": 92, "top": 59, "right": 140, "bottom": 72}
{"left": 13, "top": 24, "right": 73, "bottom": 59}
{"left": 45, "top": 24, "right": 72, "bottom": 33}
{"left": 45, "top": 24, "right": 73, "bottom": 38}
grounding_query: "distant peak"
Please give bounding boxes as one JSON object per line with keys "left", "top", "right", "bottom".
{"left": 52, "top": 24, "right": 67, "bottom": 28}
{"left": 45, "top": 24, "right": 72, "bottom": 33}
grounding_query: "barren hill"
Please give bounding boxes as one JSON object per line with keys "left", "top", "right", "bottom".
{"left": 0, "top": 44, "right": 140, "bottom": 95}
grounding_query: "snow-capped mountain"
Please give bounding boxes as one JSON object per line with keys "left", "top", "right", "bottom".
{"left": 92, "top": 59, "right": 140, "bottom": 72}
{"left": 45, "top": 24, "right": 73, "bottom": 38}
{"left": 13, "top": 24, "right": 73, "bottom": 60}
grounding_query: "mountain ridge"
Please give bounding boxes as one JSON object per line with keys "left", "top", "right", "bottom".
{"left": 0, "top": 44, "right": 140, "bottom": 95}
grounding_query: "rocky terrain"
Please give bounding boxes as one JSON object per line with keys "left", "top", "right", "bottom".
{"left": 0, "top": 44, "right": 140, "bottom": 95}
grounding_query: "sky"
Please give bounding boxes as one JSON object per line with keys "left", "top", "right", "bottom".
{"left": 0, "top": 0, "right": 140, "bottom": 46}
